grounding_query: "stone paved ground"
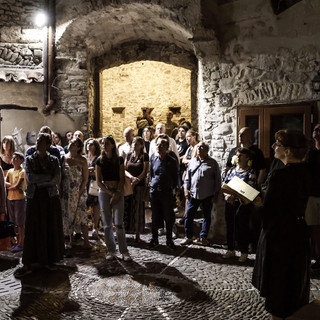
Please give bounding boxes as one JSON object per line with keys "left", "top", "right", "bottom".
{"left": 0, "top": 232, "right": 320, "bottom": 320}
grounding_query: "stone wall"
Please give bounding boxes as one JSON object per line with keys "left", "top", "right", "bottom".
{"left": 1, "top": 0, "right": 320, "bottom": 243}
{"left": 199, "top": 47, "right": 320, "bottom": 165}
{"left": 0, "top": 0, "right": 43, "bottom": 29}
{"left": 100, "top": 60, "right": 191, "bottom": 142}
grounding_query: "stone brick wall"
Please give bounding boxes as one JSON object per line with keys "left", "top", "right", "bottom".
{"left": 0, "top": 0, "right": 43, "bottom": 29}
{"left": 100, "top": 60, "right": 191, "bottom": 143}
{"left": 199, "top": 48, "right": 320, "bottom": 166}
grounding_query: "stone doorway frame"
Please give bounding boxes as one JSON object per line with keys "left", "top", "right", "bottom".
{"left": 88, "top": 41, "right": 198, "bottom": 138}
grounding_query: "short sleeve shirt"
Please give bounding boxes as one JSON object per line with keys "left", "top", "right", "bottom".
{"left": 96, "top": 156, "right": 124, "bottom": 181}
{"left": 6, "top": 167, "right": 26, "bottom": 200}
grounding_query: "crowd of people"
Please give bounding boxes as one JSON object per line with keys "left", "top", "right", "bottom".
{"left": 0, "top": 111, "right": 319, "bottom": 319}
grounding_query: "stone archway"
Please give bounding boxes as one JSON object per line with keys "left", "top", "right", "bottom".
{"left": 54, "top": 0, "right": 219, "bottom": 138}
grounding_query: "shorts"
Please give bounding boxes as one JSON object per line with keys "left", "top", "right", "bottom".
{"left": 7, "top": 199, "right": 26, "bottom": 226}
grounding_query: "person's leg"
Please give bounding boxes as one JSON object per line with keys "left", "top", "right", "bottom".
{"left": 7, "top": 200, "right": 17, "bottom": 246}
{"left": 163, "top": 191, "right": 175, "bottom": 243}
{"left": 150, "top": 192, "right": 162, "bottom": 243}
{"left": 184, "top": 197, "right": 200, "bottom": 239}
{"left": 99, "top": 191, "right": 116, "bottom": 253}
{"left": 92, "top": 203, "right": 101, "bottom": 231}
{"left": 113, "top": 195, "right": 129, "bottom": 254}
{"left": 225, "top": 202, "right": 236, "bottom": 250}
{"left": 236, "top": 204, "right": 251, "bottom": 254}
{"left": 81, "top": 224, "right": 91, "bottom": 248}
{"left": 199, "top": 197, "right": 213, "bottom": 239}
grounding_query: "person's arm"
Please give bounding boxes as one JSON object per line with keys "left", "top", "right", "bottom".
{"left": 26, "top": 156, "right": 60, "bottom": 186}
{"left": 170, "top": 139, "right": 180, "bottom": 161}
{"left": 212, "top": 160, "right": 221, "bottom": 203}
{"left": 96, "top": 164, "right": 113, "bottom": 195}
{"left": 80, "top": 157, "right": 89, "bottom": 195}
{"left": 110, "top": 160, "right": 124, "bottom": 205}
{"left": 7, "top": 177, "right": 24, "bottom": 192}
{"left": 257, "top": 169, "right": 267, "bottom": 187}
{"left": 0, "top": 167, "right": 6, "bottom": 213}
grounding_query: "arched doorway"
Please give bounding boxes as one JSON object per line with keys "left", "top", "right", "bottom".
{"left": 89, "top": 42, "right": 198, "bottom": 139}
{"left": 100, "top": 60, "right": 192, "bottom": 142}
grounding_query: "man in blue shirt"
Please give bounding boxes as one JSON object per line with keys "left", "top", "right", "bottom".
{"left": 181, "top": 142, "right": 221, "bottom": 245}
{"left": 148, "top": 134, "right": 179, "bottom": 249}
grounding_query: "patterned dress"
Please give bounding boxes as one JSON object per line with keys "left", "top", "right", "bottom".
{"left": 61, "top": 162, "right": 88, "bottom": 236}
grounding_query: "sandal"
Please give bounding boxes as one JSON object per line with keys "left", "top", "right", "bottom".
{"left": 14, "top": 267, "right": 32, "bottom": 278}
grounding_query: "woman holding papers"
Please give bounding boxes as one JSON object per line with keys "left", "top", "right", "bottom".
{"left": 252, "top": 129, "right": 311, "bottom": 320}
{"left": 222, "top": 147, "right": 257, "bottom": 263}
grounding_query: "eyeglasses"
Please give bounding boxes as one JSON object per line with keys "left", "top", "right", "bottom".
{"left": 273, "top": 141, "right": 285, "bottom": 148}
{"left": 314, "top": 128, "right": 320, "bottom": 132}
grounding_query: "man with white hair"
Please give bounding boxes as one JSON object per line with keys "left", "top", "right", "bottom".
{"left": 149, "top": 123, "right": 179, "bottom": 160}
{"left": 119, "top": 127, "right": 134, "bottom": 159}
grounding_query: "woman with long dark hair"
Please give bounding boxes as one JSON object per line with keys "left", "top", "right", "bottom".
{"left": 96, "top": 135, "right": 131, "bottom": 261}
{"left": 125, "top": 136, "right": 149, "bottom": 242}
{"left": 0, "top": 136, "right": 15, "bottom": 176}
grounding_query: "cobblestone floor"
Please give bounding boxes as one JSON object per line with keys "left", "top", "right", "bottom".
{"left": 0, "top": 232, "right": 320, "bottom": 320}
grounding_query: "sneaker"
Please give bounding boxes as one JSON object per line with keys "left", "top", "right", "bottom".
{"left": 222, "top": 250, "right": 235, "bottom": 259}
{"left": 122, "top": 252, "right": 132, "bottom": 262}
{"left": 158, "top": 228, "right": 166, "bottom": 236}
{"left": 311, "top": 259, "right": 320, "bottom": 269}
{"left": 180, "top": 238, "right": 193, "bottom": 245}
{"left": 238, "top": 253, "right": 248, "bottom": 263}
{"left": 147, "top": 239, "right": 159, "bottom": 248}
{"left": 106, "top": 252, "right": 116, "bottom": 260}
{"left": 194, "top": 238, "right": 209, "bottom": 246}
{"left": 11, "top": 245, "right": 23, "bottom": 253}
{"left": 166, "top": 240, "right": 176, "bottom": 250}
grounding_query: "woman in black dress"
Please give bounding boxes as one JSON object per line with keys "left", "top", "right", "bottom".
{"left": 125, "top": 136, "right": 149, "bottom": 242}
{"left": 252, "top": 129, "right": 311, "bottom": 320}
{"left": 14, "top": 133, "right": 64, "bottom": 277}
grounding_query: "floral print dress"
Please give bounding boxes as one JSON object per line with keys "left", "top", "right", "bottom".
{"left": 61, "top": 162, "right": 88, "bottom": 236}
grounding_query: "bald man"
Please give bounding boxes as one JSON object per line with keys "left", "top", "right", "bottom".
{"left": 226, "top": 127, "right": 267, "bottom": 187}
{"left": 118, "top": 127, "right": 134, "bottom": 159}
{"left": 149, "top": 123, "right": 179, "bottom": 160}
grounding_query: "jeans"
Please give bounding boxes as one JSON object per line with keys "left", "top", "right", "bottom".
{"left": 184, "top": 196, "right": 213, "bottom": 239}
{"left": 98, "top": 191, "right": 128, "bottom": 254}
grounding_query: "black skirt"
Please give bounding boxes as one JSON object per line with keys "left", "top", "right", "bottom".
{"left": 22, "top": 188, "right": 65, "bottom": 266}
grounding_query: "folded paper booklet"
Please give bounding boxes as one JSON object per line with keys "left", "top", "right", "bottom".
{"left": 221, "top": 176, "right": 260, "bottom": 205}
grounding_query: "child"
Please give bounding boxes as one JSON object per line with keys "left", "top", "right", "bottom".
{"left": 6, "top": 152, "right": 26, "bottom": 253}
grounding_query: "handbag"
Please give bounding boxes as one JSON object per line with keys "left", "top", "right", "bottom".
{"left": 88, "top": 180, "right": 99, "bottom": 197}
{"left": 123, "top": 176, "right": 133, "bottom": 197}
{"left": 0, "top": 213, "right": 15, "bottom": 239}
